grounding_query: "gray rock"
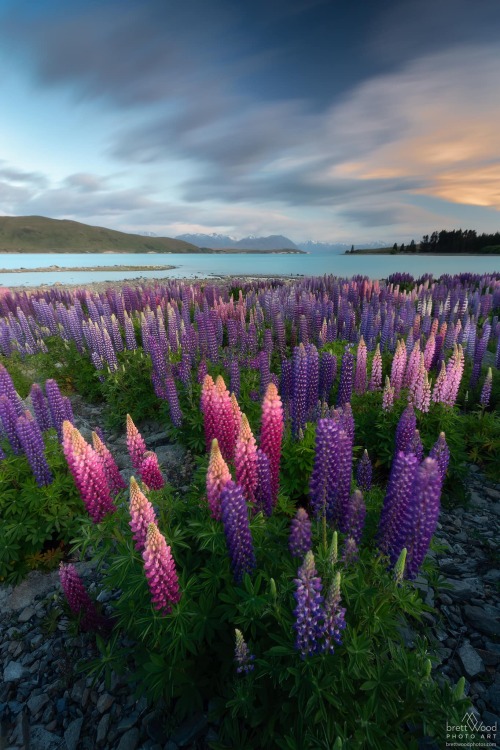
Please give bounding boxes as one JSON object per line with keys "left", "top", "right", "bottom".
{"left": 446, "top": 578, "right": 481, "bottom": 601}
{"left": 170, "top": 713, "right": 208, "bottom": 747}
{"left": 117, "top": 728, "right": 140, "bottom": 750}
{"left": 484, "top": 569, "right": 500, "bottom": 583}
{"left": 4, "top": 660, "right": 30, "bottom": 682}
{"left": 458, "top": 642, "right": 485, "bottom": 678}
{"left": 18, "top": 605, "right": 36, "bottom": 623}
{"left": 118, "top": 711, "right": 140, "bottom": 732}
{"left": 27, "top": 693, "right": 50, "bottom": 716}
{"left": 2, "top": 569, "right": 60, "bottom": 612}
{"left": 96, "top": 692, "right": 115, "bottom": 714}
{"left": 96, "top": 712, "right": 111, "bottom": 745}
{"left": 463, "top": 605, "right": 500, "bottom": 636}
{"left": 64, "top": 717, "right": 83, "bottom": 750}
{"left": 29, "top": 725, "right": 64, "bottom": 750}
{"left": 486, "top": 684, "right": 500, "bottom": 714}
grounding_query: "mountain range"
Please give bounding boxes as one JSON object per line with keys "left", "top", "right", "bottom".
{"left": 175, "top": 233, "right": 388, "bottom": 252}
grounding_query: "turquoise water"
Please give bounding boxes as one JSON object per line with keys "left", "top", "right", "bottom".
{"left": 0, "top": 252, "right": 499, "bottom": 286}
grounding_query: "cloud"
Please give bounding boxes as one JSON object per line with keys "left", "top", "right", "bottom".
{"left": 0, "top": 161, "right": 48, "bottom": 188}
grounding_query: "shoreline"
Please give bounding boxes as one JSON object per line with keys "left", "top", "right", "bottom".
{"left": 346, "top": 251, "right": 500, "bottom": 256}
{"left": 0, "top": 264, "right": 177, "bottom": 274}
{"left": 2, "top": 272, "right": 303, "bottom": 294}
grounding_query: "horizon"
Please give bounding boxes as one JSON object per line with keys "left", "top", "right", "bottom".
{"left": 1, "top": 1, "right": 500, "bottom": 243}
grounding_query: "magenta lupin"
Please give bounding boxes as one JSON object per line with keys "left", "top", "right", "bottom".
{"left": 59, "top": 563, "right": 108, "bottom": 632}
{"left": 142, "top": 523, "right": 181, "bottom": 614}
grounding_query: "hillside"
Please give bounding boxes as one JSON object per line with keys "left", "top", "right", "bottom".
{"left": 0, "top": 216, "right": 200, "bottom": 253}
{"left": 176, "top": 232, "right": 300, "bottom": 251}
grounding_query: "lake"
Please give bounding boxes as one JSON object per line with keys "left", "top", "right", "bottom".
{"left": 0, "top": 252, "right": 499, "bottom": 287}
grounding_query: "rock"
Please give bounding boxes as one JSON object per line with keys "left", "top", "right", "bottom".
{"left": 2, "top": 569, "right": 60, "bottom": 613}
{"left": 29, "top": 725, "right": 64, "bottom": 749}
{"left": 446, "top": 578, "right": 481, "bottom": 601}
{"left": 96, "top": 712, "right": 111, "bottom": 745}
{"left": 486, "top": 684, "right": 500, "bottom": 714}
{"left": 476, "top": 648, "right": 500, "bottom": 667}
{"left": 96, "top": 692, "right": 115, "bottom": 714}
{"left": 117, "top": 727, "right": 140, "bottom": 750}
{"left": 463, "top": 605, "right": 500, "bottom": 637}
{"left": 18, "top": 606, "right": 36, "bottom": 623}
{"left": 484, "top": 569, "right": 500, "bottom": 583}
{"left": 4, "top": 660, "right": 30, "bottom": 682}
{"left": 64, "top": 717, "right": 83, "bottom": 750}
{"left": 458, "top": 643, "right": 485, "bottom": 678}
{"left": 118, "top": 711, "right": 140, "bottom": 732}
{"left": 27, "top": 693, "right": 50, "bottom": 716}
{"left": 170, "top": 713, "right": 208, "bottom": 747}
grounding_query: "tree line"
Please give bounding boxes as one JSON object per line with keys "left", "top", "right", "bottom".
{"left": 392, "top": 229, "right": 500, "bottom": 254}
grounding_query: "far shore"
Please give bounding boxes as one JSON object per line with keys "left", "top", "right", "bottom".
{"left": 0, "top": 264, "right": 177, "bottom": 274}
{"left": 346, "top": 250, "right": 500, "bottom": 256}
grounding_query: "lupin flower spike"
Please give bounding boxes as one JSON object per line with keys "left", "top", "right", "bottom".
{"left": 234, "top": 629, "right": 255, "bottom": 674}
{"left": 142, "top": 522, "right": 181, "bottom": 614}
{"left": 92, "top": 431, "right": 126, "bottom": 495}
{"left": 394, "top": 547, "right": 407, "bottom": 583}
{"left": 129, "top": 477, "right": 158, "bottom": 551}
{"left": 206, "top": 438, "right": 232, "bottom": 520}
{"left": 126, "top": 414, "right": 147, "bottom": 472}
{"left": 293, "top": 551, "right": 325, "bottom": 658}
{"left": 328, "top": 530, "right": 338, "bottom": 567}
{"left": 59, "top": 563, "right": 109, "bottom": 632}
{"left": 289, "top": 507, "right": 312, "bottom": 558}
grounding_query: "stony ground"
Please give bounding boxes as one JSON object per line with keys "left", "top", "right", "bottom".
{"left": 0, "top": 395, "right": 499, "bottom": 749}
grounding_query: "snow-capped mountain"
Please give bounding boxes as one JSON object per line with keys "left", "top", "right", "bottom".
{"left": 175, "top": 233, "right": 299, "bottom": 250}
{"left": 297, "top": 240, "right": 388, "bottom": 254}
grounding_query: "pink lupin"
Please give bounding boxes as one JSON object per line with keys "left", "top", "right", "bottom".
{"left": 354, "top": 336, "right": 367, "bottom": 395}
{"left": 129, "top": 477, "right": 158, "bottom": 550}
{"left": 234, "top": 414, "right": 258, "bottom": 504}
{"left": 142, "top": 523, "right": 181, "bottom": 615}
{"left": 260, "top": 382, "right": 284, "bottom": 507}
{"left": 62, "top": 421, "right": 116, "bottom": 523}
{"left": 431, "top": 361, "right": 447, "bottom": 404}
{"left": 423, "top": 333, "right": 436, "bottom": 371}
{"left": 390, "top": 341, "right": 406, "bottom": 397}
{"left": 140, "top": 451, "right": 165, "bottom": 490}
{"left": 382, "top": 376, "right": 395, "bottom": 411}
{"left": 92, "top": 431, "right": 126, "bottom": 495}
{"left": 126, "top": 414, "right": 147, "bottom": 472}
{"left": 368, "top": 343, "right": 382, "bottom": 391}
{"left": 404, "top": 340, "right": 421, "bottom": 391}
{"left": 206, "top": 438, "right": 232, "bottom": 520}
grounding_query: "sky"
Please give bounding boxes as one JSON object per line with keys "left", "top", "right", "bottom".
{"left": 1, "top": 0, "right": 500, "bottom": 244}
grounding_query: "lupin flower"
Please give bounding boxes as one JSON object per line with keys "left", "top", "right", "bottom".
{"left": 429, "top": 432, "right": 450, "bottom": 485}
{"left": 431, "top": 361, "right": 447, "bottom": 403}
{"left": 215, "top": 375, "right": 238, "bottom": 462}
{"left": 345, "top": 490, "right": 366, "bottom": 545}
{"left": 368, "top": 344, "right": 382, "bottom": 391}
{"left": 255, "top": 448, "right": 273, "bottom": 517}
{"left": 30, "top": 383, "right": 52, "bottom": 432}
{"left": 356, "top": 449, "right": 372, "bottom": 492}
{"left": 382, "top": 376, "right": 395, "bottom": 412}
{"left": 234, "top": 629, "right": 255, "bottom": 674}
{"left": 404, "top": 458, "right": 442, "bottom": 578}
{"left": 395, "top": 404, "right": 417, "bottom": 454}
{"left": 165, "top": 375, "right": 183, "bottom": 428}
{"left": 92, "top": 431, "right": 126, "bottom": 495}
{"left": 410, "top": 429, "right": 424, "bottom": 463}
{"left": 234, "top": 414, "right": 258, "bottom": 504}
{"left": 378, "top": 451, "right": 419, "bottom": 563}
{"left": 293, "top": 551, "right": 325, "bottom": 658}
{"left": 0, "top": 394, "right": 24, "bottom": 454}
{"left": 393, "top": 548, "right": 407, "bottom": 583}
{"left": 328, "top": 530, "right": 338, "bottom": 567}
{"left": 206, "top": 438, "right": 232, "bottom": 520}
{"left": 390, "top": 341, "right": 407, "bottom": 398}
{"left": 45, "top": 379, "right": 69, "bottom": 441}
{"left": 62, "top": 421, "right": 117, "bottom": 523}
{"left": 142, "top": 522, "right": 181, "bottom": 614}
{"left": 260, "top": 383, "right": 284, "bottom": 507}
{"left": 354, "top": 336, "right": 367, "bottom": 394}
{"left": 342, "top": 536, "right": 358, "bottom": 565}
{"left": 16, "top": 412, "right": 53, "bottom": 486}
{"left": 480, "top": 367, "right": 493, "bottom": 408}
{"left": 289, "top": 508, "right": 312, "bottom": 558}
{"left": 337, "top": 349, "right": 354, "bottom": 407}
{"left": 126, "top": 414, "right": 147, "bottom": 472}
{"left": 129, "top": 477, "right": 158, "bottom": 550}
{"left": 322, "top": 572, "right": 346, "bottom": 653}
{"left": 140, "top": 451, "right": 165, "bottom": 490}
{"left": 59, "top": 563, "right": 109, "bottom": 632}
{"left": 220, "top": 481, "right": 256, "bottom": 583}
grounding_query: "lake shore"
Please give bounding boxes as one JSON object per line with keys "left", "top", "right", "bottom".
{"left": 0, "top": 264, "right": 177, "bottom": 274}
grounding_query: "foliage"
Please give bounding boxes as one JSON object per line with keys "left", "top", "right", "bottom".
{"left": 0, "top": 430, "right": 85, "bottom": 583}
{"left": 70, "top": 479, "right": 469, "bottom": 749}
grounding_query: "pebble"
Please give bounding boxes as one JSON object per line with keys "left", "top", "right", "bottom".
{"left": 458, "top": 642, "right": 485, "bottom": 678}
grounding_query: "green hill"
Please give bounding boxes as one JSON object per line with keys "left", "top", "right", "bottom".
{"left": 0, "top": 216, "right": 201, "bottom": 253}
